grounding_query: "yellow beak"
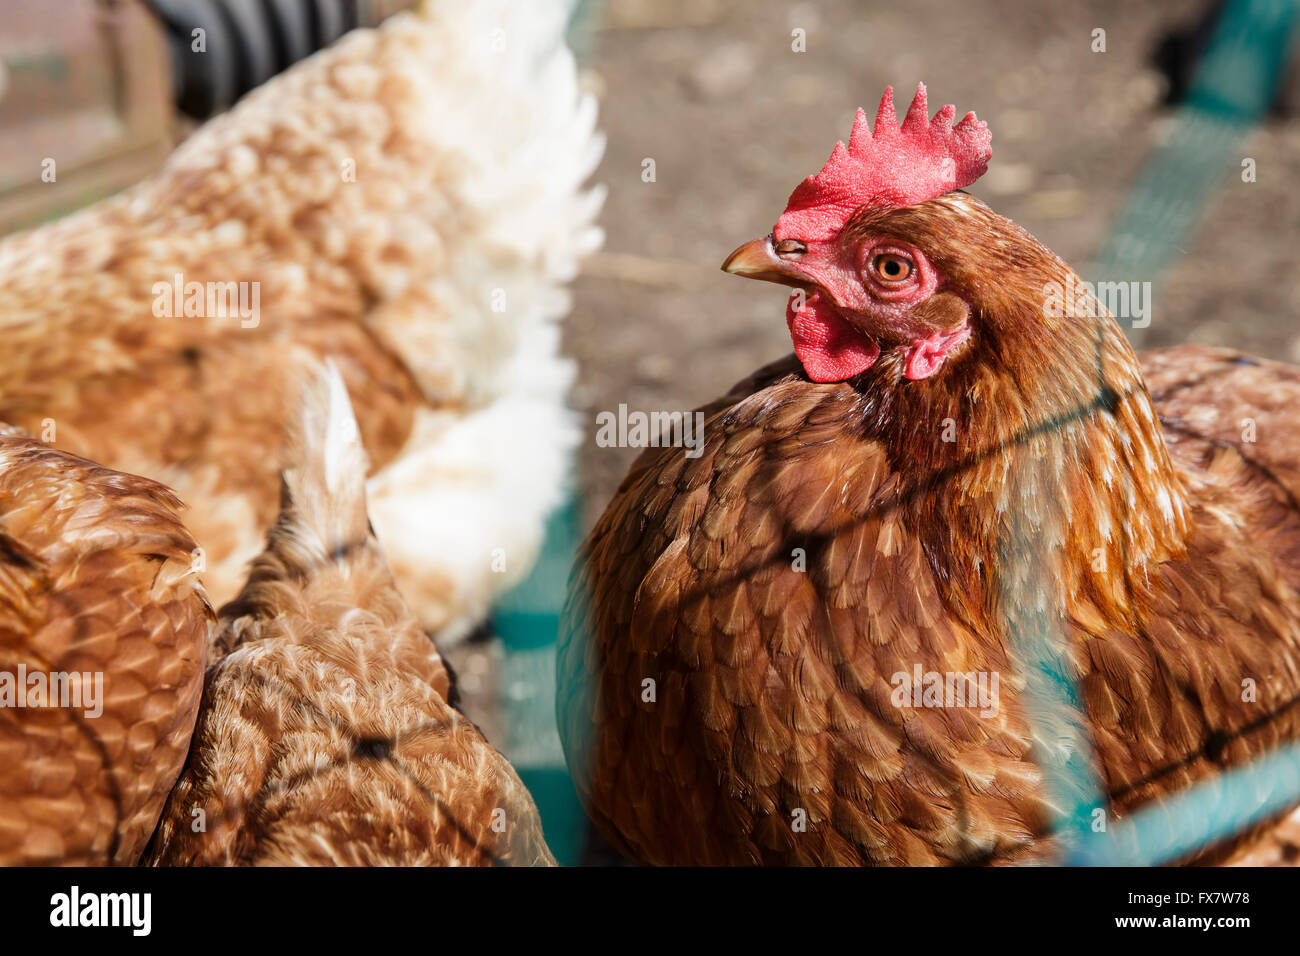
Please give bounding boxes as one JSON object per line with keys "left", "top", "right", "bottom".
{"left": 721, "top": 236, "right": 808, "bottom": 287}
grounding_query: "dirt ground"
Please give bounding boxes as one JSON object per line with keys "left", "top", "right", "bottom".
{"left": 565, "top": 0, "right": 1300, "bottom": 522}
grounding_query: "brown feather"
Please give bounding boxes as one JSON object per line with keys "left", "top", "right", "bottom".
{"left": 0, "top": 429, "right": 210, "bottom": 864}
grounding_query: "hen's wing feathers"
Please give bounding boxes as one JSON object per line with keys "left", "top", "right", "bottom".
{"left": 1144, "top": 345, "right": 1300, "bottom": 586}
{"left": 559, "top": 363, "right": 1051, "bottom": 865}
{"left": 0, "top": 434, "right": 211, "bottom": 865}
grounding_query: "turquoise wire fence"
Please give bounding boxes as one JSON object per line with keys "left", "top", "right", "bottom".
{"left": 494, "top": 494, "right": 586, "bottom": 866}
{"left": 1032, "top": 0, "right": 1300, "bottom": 866}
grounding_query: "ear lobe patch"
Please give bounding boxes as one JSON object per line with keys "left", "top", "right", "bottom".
{"left": 903, "top": 326, "right": 971, "bottom": 380}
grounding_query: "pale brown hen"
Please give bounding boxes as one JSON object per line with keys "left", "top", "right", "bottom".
{"left": 0, "top": 426, "right": 211, "bottom": 865}
{"left": 557, "top": 87, "right": 1300, "bottom": 866}
{"left": 0, "top": 1, "right": 602, "bottom": 644}
{"left": 146, "top": 369, "right": 553, "bottom": 866}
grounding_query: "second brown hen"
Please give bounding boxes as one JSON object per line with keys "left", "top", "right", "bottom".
{"left": 146, "top": 368, "right": 553, "bottom": 866}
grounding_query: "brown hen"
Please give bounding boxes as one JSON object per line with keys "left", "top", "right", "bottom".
{"left": 146, "top": 368, "right": 553, "bottom": 866}
{"left": 0, "top": 426, "right": 211, "bottom": 865}
{"left": 557, "top": 86, "right": 1300, "bottom": 866}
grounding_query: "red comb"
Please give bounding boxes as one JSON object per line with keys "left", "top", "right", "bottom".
{"left": 773, "top": 83, "right": 992, "bottom": 241}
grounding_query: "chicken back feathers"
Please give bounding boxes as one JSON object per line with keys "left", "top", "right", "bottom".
{"left": 558, "top": 191, "right": 1300, "bottom": 866}
{"left": 0, "top": 1, "right": 603, "bottom": 643}
{"left": 0, "top": 427, "right": 211, "bottom": 865}
{"left": 147, "top": 368, "right": 554, "bottom": 866}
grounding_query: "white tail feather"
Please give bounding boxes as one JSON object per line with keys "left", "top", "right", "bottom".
{"left": 282, "top": 363, "right": 370, "bottom": 559}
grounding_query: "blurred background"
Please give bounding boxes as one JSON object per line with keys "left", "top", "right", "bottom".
{"left": 1, "top": 0, "right": 1297, "bottom": 864}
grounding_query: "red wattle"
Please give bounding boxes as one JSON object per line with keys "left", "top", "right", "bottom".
{"left": 786, "top": 291, "right": 880, "bottom": 383}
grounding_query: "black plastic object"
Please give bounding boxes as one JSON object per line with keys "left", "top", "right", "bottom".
{"left": 1153, "top": 0, "right": 1230, "bottom": 107}
{"left": 145, "top": 0, "right": 362, "bottom": 119}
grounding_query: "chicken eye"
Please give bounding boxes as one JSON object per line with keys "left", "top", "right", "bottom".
{"left": 872, "top": 254, "right": 913, "bottom": 283}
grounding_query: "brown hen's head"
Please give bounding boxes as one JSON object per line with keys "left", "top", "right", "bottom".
{"left": 724, "top": 83, "right": 1063, "bottom": 385}
{"left": 723, "top": 84, "right": 1191, "bottom": 604}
